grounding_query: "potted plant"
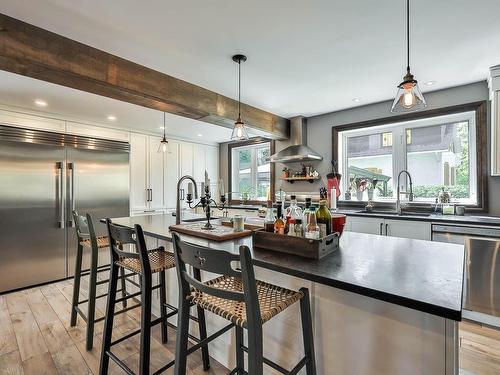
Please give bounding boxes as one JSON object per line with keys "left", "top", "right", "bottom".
{"left": 240, "top": 187, "right": 253, "bottom": 204}
{"left": 282, "top": 167, "right": 290, "bottom": 178}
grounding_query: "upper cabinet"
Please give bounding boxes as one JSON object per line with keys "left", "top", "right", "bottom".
{"left": 130, "top": 134, "right": 219, "bottom": 213}
{"left": 490, "top": 65, "right": 500, "bottom": 176}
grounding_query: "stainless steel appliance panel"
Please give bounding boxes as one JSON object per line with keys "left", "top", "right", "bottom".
{"left": 432, "top": 224, "right": 500, "bottom": 324}
{"left": 0, "top": 140, "right": 66, "bottom": 292}
{"left": 66, "top": 147, "right": 129, "bottom": 275}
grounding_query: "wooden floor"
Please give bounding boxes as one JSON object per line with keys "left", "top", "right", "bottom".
{"left": 0, "top": 278, "right": 228, "bottom": 375}
{"left": 2, "top": 278, "right": 500, "bottom": 375}
{"left": 459, "top": 320, "right": 500, "bottom": 375}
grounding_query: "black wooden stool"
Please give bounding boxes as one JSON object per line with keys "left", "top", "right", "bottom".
{"left": 99, "top": 220, "right": 210, "bottom": 375}
{"left": 71, "top": 211, "right": 135, "bottom": 350}
{"left": 172, "top": 233, "right": 317, "bottom": 375}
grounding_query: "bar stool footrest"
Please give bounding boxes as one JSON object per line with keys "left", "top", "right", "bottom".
{"left": 106, "top": 350, "right": 135, "bottom": 375}
{"left": 240, "top": 345, "right": 309, "bottom": 375}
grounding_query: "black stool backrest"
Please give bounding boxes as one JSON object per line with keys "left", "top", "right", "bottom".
{"left": 171, "top": 233, "right": 261, "bottom": 325}
{"left": 73, "top": 210, "right": 90, "bottom": 240}
{"left": 105, "top": 219, "right": 152, "bottom": 276}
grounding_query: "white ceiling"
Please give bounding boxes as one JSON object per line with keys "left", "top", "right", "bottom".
{"left": 1, "top": 0, "right": 500, "bottom": 122}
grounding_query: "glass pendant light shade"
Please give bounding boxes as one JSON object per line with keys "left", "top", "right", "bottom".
{"left": 230, "top": 116, "right": 249, "bottom": 141}
{"left": 391, "top": 69, "right": 427, "bottom": 113}
{"left": 158, "top": 112, "right": 170, "bottom": 153}
{"left": 231, "top": 54, "right": 249, "bottom": 141}
{"left": 391, "top": 0, "right": 427, "bottom": 113}
{"left": 157, "top": 136, "right": 169, "bottom": 153}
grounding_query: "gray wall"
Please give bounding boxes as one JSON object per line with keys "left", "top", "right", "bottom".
{"left": 220, "top": 81, "right": 500, "bottom": 214}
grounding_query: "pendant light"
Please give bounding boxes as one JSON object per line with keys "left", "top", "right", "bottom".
{"left": 231, "top": 54, "right": 250, "bottom": 141}
{"left": 158, "top": 112, "right": 169, "bottom": 153}
{"left": 391, "top": 0, "right": 427, "bottom": 113}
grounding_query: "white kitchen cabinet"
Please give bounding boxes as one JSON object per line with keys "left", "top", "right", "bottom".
{"left": 348, "top": 216, "right": 385, "bottom": 235}
{"left": 164, "top": 140, "right": 180, "bottom": 209}
{"left": 490, "top": 65, "right": 500, "bottom": 176}
{"left": 130, "top": 133, "right": 149, "bottom": 211}
{"left": 384, "top": 219, "right": 431, "bottom": 240}
{"left": 131, "top": 134, "right": 219, "bottom": 212}
{"left": 130, "top": 133, "right": 166, "bottom": 213}
{"left": 347, "top": 215, "right": 431, "bottom": 240}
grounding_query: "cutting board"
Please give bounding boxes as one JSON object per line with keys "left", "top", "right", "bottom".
{"left": 169, "top": 223, "right": 252, "bottom": 242}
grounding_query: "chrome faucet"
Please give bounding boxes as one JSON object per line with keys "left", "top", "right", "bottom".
{"left": 176, "top": 175, "right": 198, "bottom": 225}
{"left": 396, "top": 170, "right": 414, "bottom": 214}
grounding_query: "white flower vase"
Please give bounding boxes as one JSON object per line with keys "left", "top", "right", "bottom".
{"left": 356, "top": 191, "right": 364, "bottom": 201}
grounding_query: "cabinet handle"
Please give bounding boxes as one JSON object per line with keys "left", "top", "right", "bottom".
{"left": 379, "top": 223, "right": 383, "bottom": 235}
{"left": 150, "top": 188, "right": 153, "bottom": 202}
{"left": 385, "top": 223, "right": 389, "bottom": 235}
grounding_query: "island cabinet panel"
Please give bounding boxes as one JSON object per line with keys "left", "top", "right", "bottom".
{"left": 314, "top": 283, "right": 456, "bottom": 375}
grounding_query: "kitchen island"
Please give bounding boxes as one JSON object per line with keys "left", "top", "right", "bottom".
{"left": 108, "top": 213, "right": 465, "bottom": 375}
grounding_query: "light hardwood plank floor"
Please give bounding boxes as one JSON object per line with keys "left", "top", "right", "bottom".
{"left": 0, "top": 279, "right": 228, "bottom": 375}
{"left": 2, "top": 279, "right": 500, "bottom": 374}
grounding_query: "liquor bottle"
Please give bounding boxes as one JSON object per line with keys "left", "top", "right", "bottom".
{"left": 274, "top": 203, "right": 286, "bottom": 235}
{"left": 304, "top": 205, "right": 320, "bottom": 239}
{"left": 294, "top": 218, "right": 304, "bottom": 237}
{"left": 302, "top": 197, "right": 313, "bottom": 233}
{"left": 264, "top": 200, "right": 275, "bottom": 232}
{"left": 316, "top": 199, "right": 332, "bottom": 238}
{"left": 286, "top": 195, "right": 303, "bottom": 236}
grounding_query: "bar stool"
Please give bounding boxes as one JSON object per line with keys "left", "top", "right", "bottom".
{"left": 99, "top": 219, "right": 210, "bottom": 375}
{"left": 71, "top": 211, "right": 132, "bottom": 350}
{"left": 171, "top": 233, "right": 317, "bottom": 375}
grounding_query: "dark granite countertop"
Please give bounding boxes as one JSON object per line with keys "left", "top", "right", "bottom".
{"left": 106, "top": 213, "right": 465, "bottom": 321}
{"left": 338, "top": 209, "right": 500, "bottom": 226}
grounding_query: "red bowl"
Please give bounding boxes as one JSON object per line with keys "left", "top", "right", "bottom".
{"left": 331, "top": 214, "right": 347, "bottom": 237}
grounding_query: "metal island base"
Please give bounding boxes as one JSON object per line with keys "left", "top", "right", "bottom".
{"left": 108, "top": 214, "right": 465, "bottom": 375}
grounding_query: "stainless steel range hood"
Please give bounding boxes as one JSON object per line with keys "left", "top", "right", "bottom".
{"left": 270, "top": 116, "right": 323, "bottom": 163}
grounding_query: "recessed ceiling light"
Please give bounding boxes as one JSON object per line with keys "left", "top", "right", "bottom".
{"left": 107, "top": 115, "right": 117, "bottom": 121}
{"left": 352, "top": 98, "right": 361, "bottom": 103}
{"left": 424, "top": 81, "right": 437, "bottom": 86}
{"left": 34, "top": 99, "right": 48, "bottom": 107}
{"left": 197, "top": 133, "right": 203, "bottom": 137}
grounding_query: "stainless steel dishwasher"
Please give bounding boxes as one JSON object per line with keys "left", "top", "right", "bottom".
{"left": 432, "top": 224, "right": 500, "bottom": 327}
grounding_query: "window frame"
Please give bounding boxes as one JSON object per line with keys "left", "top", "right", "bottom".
{"left": 332, "top": 101, "right": 489, "bottom": 212}
{"left": 227, "top": 138, "right": 275, "bottom": 205}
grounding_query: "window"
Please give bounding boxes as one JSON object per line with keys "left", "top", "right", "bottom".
{"left": 229, "top": 141, "right": 271, "bottom": 202}
{"left": 337, "top": 111, "right": 477, "bottom": 204}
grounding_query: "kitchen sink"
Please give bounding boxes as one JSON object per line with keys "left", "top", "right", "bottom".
{"left": 355, "top": 210, "right": 431, "bottom": 217}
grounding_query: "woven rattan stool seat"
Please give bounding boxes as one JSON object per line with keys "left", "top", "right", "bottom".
{"left": 116, "top": 248, "right": 176, "bottom": 274}
{"left": 189, "top": 275, "right": 304, "bottom": 327}
{"left": 80, "top": 235, "right": 110, "bottom": 249}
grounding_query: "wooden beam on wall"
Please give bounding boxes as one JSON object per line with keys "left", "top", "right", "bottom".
{"left": 0, "top": 14, "right": 289, "bottom": 139}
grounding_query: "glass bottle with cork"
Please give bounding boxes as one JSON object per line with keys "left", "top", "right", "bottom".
{"left": 264, "top": 200, "right": 275, "bottom": 232}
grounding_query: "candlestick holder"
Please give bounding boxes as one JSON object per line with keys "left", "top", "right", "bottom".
{"left": 187, "top": 185, "right": 227, "bottom": 230}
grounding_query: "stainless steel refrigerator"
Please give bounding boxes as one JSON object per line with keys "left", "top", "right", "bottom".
{"left": 0, "top": 125, "right": 129, "bottom": 293}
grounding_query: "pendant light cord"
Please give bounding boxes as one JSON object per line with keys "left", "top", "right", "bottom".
{"left": 407, "top": 0, "right": 410, "bottom": 72}
{"left": 238, "top": 60, "right": 241, "bottom": 118}
{"left": 163, "top": 112, "right": 166, "bottom": 138}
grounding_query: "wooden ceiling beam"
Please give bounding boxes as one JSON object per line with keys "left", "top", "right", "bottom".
{"left": 0, "top": 14, "right": 289, "bottom": 139}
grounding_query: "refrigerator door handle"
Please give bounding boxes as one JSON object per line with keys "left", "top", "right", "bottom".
{"left": 67, "top": 162, "right": 75, "bottom": 227}
{"left": 56, "top": 161, "right": 65, "bottom": 229}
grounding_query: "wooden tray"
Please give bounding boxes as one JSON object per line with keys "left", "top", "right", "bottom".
{"left": 169, "top": 223, "right": 252, "bottom": 242}
{"left": 220, "top": 219, "right": 262, "bottom": 231}
{"left": 252, "top": 229, "right": 339, "bottom": 259}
